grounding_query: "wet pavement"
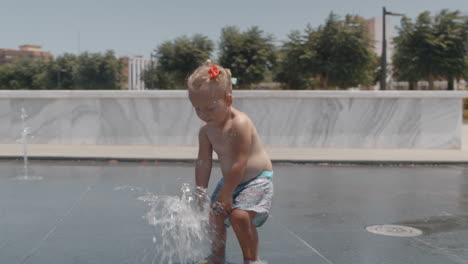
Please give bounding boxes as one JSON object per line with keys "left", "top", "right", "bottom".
{"left": 1, "top": 160, "right": 468, "bottom": 264}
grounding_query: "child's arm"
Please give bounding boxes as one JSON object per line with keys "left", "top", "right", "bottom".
{"left": 195, "top": 127, "right": 213, "bottom": 188}
{"left": 216, "top": 120, "right": 251, "bottom": 213}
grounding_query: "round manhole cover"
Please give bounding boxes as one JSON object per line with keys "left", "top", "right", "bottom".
{"left": 366, "top": 225, "right": 423, "bottom": 237}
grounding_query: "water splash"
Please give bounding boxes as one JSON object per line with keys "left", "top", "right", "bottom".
{"left": 14, "top": 108, "right": 42, "bottom": 181}
{"left": 115, "top": 184, "right": 270, "bottom": 264}
{"left": 139, "top": 183, "right": 211, "bottom": 264}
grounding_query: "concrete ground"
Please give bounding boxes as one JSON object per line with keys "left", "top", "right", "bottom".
{"left": 1, "top": 125, "right": 467, "bottom": 164}
{"left": 1, "top": 126, "right": 467, "bottom": 263}
{"left": 0, "top": 161, "right": 467, "bottom": 264}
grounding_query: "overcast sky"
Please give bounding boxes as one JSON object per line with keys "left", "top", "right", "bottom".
{"left": 1, "top": 0, "right": 466, "bottom": 58}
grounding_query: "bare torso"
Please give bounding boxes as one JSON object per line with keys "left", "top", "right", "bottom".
{"left": 204, "top": 108, "right": 272, "bottom": 184}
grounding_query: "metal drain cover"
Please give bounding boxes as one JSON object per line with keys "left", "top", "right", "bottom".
{"left": 366, "top": 225, "right": 423, "bottom": 237}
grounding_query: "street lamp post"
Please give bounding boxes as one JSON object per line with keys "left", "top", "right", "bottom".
{"left": 381, "top": 7, "right": 403, "bottom": 90}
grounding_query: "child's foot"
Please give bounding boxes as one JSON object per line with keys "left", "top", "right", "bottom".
{"left": 244, "top": 260, "right": 260, "bottom": 264}
{"left": 198, "top": 254, "right": 225, "bottom": 264}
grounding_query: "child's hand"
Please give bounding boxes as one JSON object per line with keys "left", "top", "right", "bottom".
{"left": 214, "top": 188, "right": 233, "bottom": 215}
{"left": 194, "top": 186, "right": 210, "bottom": 212}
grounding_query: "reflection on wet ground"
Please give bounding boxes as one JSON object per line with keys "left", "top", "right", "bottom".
{"left": 0, "top": 160, "right": 467, "bottom": 264}
{"left": 396, "top": 215, "right": 468, "bottom": 234}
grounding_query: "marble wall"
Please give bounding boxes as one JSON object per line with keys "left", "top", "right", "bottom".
{"left": 1, "top": 90, "right": 466, "bottom": 149}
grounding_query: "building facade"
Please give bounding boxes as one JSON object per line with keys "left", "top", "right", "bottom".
{"left": 366, "top": 17, "right": 394, "bottom": 89}
{"left": 366, "top": 17, "right": 394, "bottom": 63}
{"left": 122, "top": 56, "right": 152, "bottom": 90}
{"left": 0, "top": 45, "right": 53, "bottom": 64}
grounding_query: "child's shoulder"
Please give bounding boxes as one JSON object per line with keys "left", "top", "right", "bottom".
{"left": 230, "top": 109, "right": 255, "bottom": 135}
{"left": 200, "top": 122, "right": 217, "bottom": 134}
{"left": 232, "top": 109, "right": 252, "bottom": 126}
{"left": 198, "top": 124, "right": 210, "bottom": 137}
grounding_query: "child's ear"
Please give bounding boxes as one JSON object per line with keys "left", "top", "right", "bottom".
{"left": 225, "top": 93, "right": 233, "bottom": 106}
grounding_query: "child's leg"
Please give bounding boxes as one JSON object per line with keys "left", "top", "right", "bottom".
{"left": 199, "top": 212, "right": 227, "bottom": 264}
{"left": 230, "top": 209, "right": 259, "bottom": 261}
{"left": 209, "top": 211, "right": 228, "bottom": 259}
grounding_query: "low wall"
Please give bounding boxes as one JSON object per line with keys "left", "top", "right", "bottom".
{"left": 1, "top": 90, "right": 467, "bottom": 149}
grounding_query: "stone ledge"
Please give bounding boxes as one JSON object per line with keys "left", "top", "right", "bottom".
{"left": 1, "top": 144, "right": 467, "bottom": 163}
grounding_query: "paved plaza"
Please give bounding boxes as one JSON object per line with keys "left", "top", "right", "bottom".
{"left": 0, "top": 125, "right": 467, "bottom": 263}
{"left": 0, "top": 161, "right": 467, "bottom": 263}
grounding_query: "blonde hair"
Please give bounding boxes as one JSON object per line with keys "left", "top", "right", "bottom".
{"left": 187, "top": 60, "right": 232, "bottom": 95}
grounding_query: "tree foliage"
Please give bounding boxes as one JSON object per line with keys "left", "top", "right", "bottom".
{"left": 312, "top": 13, "right": 378, "bottom": 88}
{"left": 273, "top": 30, "right": 319, "bottom": 89}
{"left": 143, "top": 34, "right": 214, "bottom": 89}
{"left": 218, "top": 26, "right": 276, "bottom": 89}
{"left": 275, "top": 13, "right": 377, "bottom": 89}
{"left": 0, "top": 50, "right": 125, "bottom": 90}
{"left": 73, "top": 51, "right": 124, "bottom": 89}
{"left": 393, "top": 10, "right": 467, "bottom": 89}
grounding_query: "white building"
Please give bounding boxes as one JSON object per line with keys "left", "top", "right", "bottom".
{"left": 124, "top": 56, "right": 151, "bottom": 90}
{"left": 366, "top": 17, "right": 394, "bottom": 61}
{"left": 366, "top": 17, "right": 395, "bottom": 89}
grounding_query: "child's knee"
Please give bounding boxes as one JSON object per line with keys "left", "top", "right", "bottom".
{"left": 211, "top": 212, "right": 228, "bottom": 224}
{"left": 230, "top": 210, "right": 253, "bottom": 228}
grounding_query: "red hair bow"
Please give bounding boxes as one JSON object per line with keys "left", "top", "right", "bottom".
{"left": 208, "top": 65, "right": 221, "bottom": 80}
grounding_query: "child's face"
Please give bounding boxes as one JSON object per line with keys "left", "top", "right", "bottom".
{"left": 189, "top": 90, "right": 232, "bottom": 127}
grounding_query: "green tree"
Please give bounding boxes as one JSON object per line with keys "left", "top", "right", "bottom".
{"left": 0, "top": 63, "right": 15, "bottom": 89}
{"left": 0, "top": 59, "right": 49, "bottom": 90}
{"left": 310, "top": 13, "right": 377, "bottom": 88}
{"left": 218, "top": 26, "right": 276, "bottom": 89}
{"left": 392, "top": 17, "right": 420, "bottom": 89}
{"left": 433, "top": 10, "right": 468, "bottom": 89}
{"left": 275, "top": 14, "right": 377, "bottom": 89}
{"left": 393, "top": 10, "right": 467, "bottom": 90}
{"left": 53, "top": 54, "right": 79, "bottom": 89}
{"left": 274, "top": 29, "right": 318, "bottom": 89}
{"left": 26, "top": 54, "right": 77, "bottom": 90}
{"left": 0, "top": 51, "right": 125, "bottom": 90}
{"left": 73, "top": 50, "right": 124, "bottom": 90}
{"left": 143, "top": 34, "right": 214, "bottom": 89}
